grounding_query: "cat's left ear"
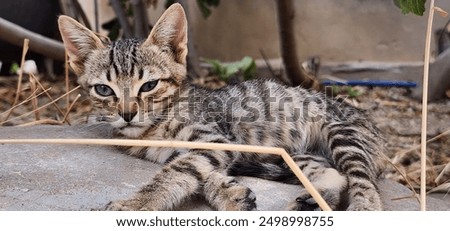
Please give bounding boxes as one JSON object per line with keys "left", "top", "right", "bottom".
{"left": 143, "top": 3, "right": 188, "bottom": 65}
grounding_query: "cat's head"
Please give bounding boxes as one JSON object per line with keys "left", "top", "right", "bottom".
{"left": 58, "top": 4, "right": 187, "bottom": 137}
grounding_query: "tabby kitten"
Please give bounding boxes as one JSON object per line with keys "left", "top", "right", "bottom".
{"left": 58, "top": 3, "right": 384, "bottom": 211}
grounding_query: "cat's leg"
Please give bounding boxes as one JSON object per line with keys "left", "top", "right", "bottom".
{"left": 287, "top": 154, "right": 348, "bottom": 211}
{"left": 106, "top": 153, "right": 214, "bottom": 211}
{"left": 327, "top": 123, "right": 382, "bottom": 211}
{"left": 203, "top": 171, "right": 256, "bottom": 211}
{"left": 106, "top": 148, "right": 253, "bottom": 211}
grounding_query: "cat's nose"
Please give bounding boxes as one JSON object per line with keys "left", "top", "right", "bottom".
{"left": 120, "top": 111, "right": 137, "bottom": 123}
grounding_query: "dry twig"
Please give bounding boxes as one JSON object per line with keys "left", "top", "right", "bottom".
{"left": 420, "top": 0, "right": 436, "bottom": 210}
{"left": 382, "top": 154, "right": 420, "bottom": 204}
{"left": 395, "top": 128, "right": 450, "bottom": 157}
{"left": 65, "top": 53, "right": 71, "bottom": 118}
{"left": 4, "top": 39, "right": 29, "bottom": 121}
{"left": 29, "top": 74, "right": 40, "bottom": 121}
{"left": 29, "top": 74, "right": 70, "bottom": 125}
{"left": 0, "top": 86, "right": 80, "bottom": 126}
{"left": 1, "top": 88, "right": 51, "bottom": 119}
{"left": 62, "top": 94, "right": 81, "bottom": 123}
{"left": 18, "top": 119, "right": 63, "bottom": 127}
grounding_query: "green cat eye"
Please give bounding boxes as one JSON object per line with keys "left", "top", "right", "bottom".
{"left": 139, "top": 80, "right": 159, "bottom": 93}
{"left": 94, "top": 84, "right": 115, "bottom": 97}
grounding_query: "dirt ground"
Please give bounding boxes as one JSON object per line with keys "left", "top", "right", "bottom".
{"left": 0, "top": 74, "right": 449, "bottom": 194}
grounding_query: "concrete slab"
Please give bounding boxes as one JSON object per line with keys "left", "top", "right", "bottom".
{"left": 0, "top": 125, "right": 449, "bottom": 211}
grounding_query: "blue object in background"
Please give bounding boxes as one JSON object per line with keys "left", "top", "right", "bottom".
{"left": 322, "top": 80, "right": 417, "bottom": 88}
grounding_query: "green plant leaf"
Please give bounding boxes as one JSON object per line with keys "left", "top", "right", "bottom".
{"left": 10, "top": 62, "right": 19, "bottom": 75}
{"left": 205, "top": 59, "right": 226, "bottom": 78}
{"left": 205, "top": 56, "right": 256, "bottom": 82}
{"left": 347, "top": 87, "right": 361, "bottom": 98}
{"left": 234, "top": 56, "right": 256, "bottom": 80}
{"left": 394, "top": 0, "right": 426, "bottom": 16}
{"left": 331, "top": 86, "right": 341, "bottom": 96}
{"left": 197, "top": 0, "right": 220, "bottom": 18}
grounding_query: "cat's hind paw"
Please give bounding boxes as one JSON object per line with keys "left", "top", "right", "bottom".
{"left": 287, "top": 191, "right": 320, "bottom": 211}
{"left": 287, "top": 188, "right": 345, "bottom": 211}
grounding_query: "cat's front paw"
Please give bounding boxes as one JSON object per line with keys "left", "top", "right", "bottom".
{"left": 205, "top": 175, "right": 257, "bottom": 211}
{"left": 346, "top": 202, "right": 374, "bottom": 211}
{"left": 105, "top": 199, "right": 145, "bottom": 211}
{"left": 346, "top": 200, "right": 381, "bottom": 211}
{"left": 228, "top": 185, "right": 257, "bottom": 211}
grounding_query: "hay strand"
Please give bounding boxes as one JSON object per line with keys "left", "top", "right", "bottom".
{"left": 29, "top": 73, "right": 39, "bottom": 121}
{"left": 17, "top": 119, "right": 63, "bottom": 127}
{"left": 0, "top": 88, "right": 50, "bottom": 119}
{"left": 61, "top": 94, "right": 81, "bottom": 123}
{"left": 0, "top": 86, "right": 80, "bottom": 126}
{"left": 419, "top": 0, "right": 435, "bottom": 211}
{"left": 395, "top": 128, "right": 450, "bottom": 157}
{"left": 29, "top": 73, "right": 70, "bottom": 125}
{"left": 65, "top": 52, "right": 70, "bottom": 116}
{"left": 3, "top": 39, "right": 29, "bottom": 121}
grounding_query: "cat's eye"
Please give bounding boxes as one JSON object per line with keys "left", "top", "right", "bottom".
{"left": 94, "top": 84, "right": 115, "bottom": 97}
{"left": 139, "top": 80, "right": 159, "bottom": 93}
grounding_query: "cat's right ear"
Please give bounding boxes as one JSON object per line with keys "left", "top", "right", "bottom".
{"left": 58, "top": 15, "right": 105, "bottom": 75}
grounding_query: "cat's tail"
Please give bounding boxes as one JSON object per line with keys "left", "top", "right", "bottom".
{"left": 227, "top": 159, "right": 299, "bottom": 185}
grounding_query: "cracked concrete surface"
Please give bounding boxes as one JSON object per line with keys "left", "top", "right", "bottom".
{"left": 0, "top": 125, "right": 449, "bottom": 211}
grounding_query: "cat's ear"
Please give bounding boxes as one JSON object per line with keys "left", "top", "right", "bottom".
{"left": 143, "top": 3, "right": 187, "bottom": 65}
{"left": 58, "top": 15, "right": 105, "bottom": 75}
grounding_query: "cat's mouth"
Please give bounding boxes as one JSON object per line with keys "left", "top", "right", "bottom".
{"left": 115, "top": 123, "right": 148, "bottom": 138}
{"left": 95, "top": 113, "right": 154, "bottom": 137}
{"left": 118, "top": 123, "right": 146, "bottom": 129}
{"left": 96, "top": 114, "right": 145, "bottom": 127}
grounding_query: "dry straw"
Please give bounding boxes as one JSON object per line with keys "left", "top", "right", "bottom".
{"left": 420, "top": 0, "right": 443, "bottom": 211}
{"left": 29, "top": 73, "right": 70, "bottom": 124}
{"left": 3, "top": 39, "right": 29, "bottom": 121}
{"left": 418, "top": 0, "right": 449, "bottom": 211}
{"left": 0, "top": 86, "right": 80, "bottom": 126}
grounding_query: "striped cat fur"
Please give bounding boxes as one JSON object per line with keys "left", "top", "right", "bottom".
{"left": 58, "top": 3, "right": 385, "bottom": 211}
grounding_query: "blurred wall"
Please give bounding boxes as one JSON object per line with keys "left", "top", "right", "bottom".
{"left": 78, "top": 0, "right": 450, "bottom": 62}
